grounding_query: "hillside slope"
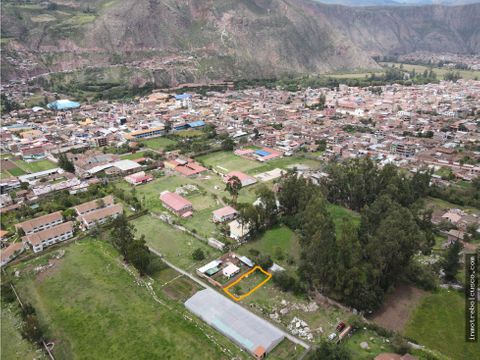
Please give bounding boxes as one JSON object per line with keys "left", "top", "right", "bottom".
{"left": 1, "top": 0, "right": 479, "bottom": 85}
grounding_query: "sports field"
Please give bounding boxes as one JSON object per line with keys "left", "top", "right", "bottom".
{"left": 120, "top": 151, "right": 147, "bottom": 160}
{"left": 10, "top": 240, "right": 247, "bottom": 360}
{"left": 404, "top": 289, "right": 480, "bottom": 360}
{"left": 14, "top": 159, "right": 57, "bottom": 173}
{"left": 196, "top": 151, "right": 321, "bottom": 176}
{"left": 140, "top": 137, "right": 177, "bottom": 151}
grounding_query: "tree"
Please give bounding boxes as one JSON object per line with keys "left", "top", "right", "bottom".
{"left": 442, "top": 240, "right": 462, "bottom": 282}
{"left": 110, "top": 214, "right": 136, "bottom": 259}
{"left": 221, "top": 137, "right": 235, "bottom": 151}
{"left": 57, "top": 153, "right": 75, "bottom": 173}
{"left": 62, "top": 208, "right": 77, "bottom": 220}
{"left": 192, "top": 248, "right": 205, "bottom": 261}
{"left": 126, "top": 235, "right": 151, "bottom": 276}
{"left": 225, "top": 176, "right": 242, "bottom": 204}
{"left": 255, "top": 185, "right": 277, "bottom": 228}
{"left": 308, "top": 340, "right": 351, "bottom": 360}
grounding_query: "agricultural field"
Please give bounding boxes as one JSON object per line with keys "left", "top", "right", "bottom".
{"left": 9, "top": 240, "right": 248, "bottom": 360}
{"left": 380, "top": 62, "right": 480, "bottom": 80}
{"left": 404, "top": 289, "right": 480, "bottom": 360}
{"left": 14, "top": 159, "right": 57, "bottom": 173}
{"left": 425, "top": 196, "right": 480, "bottom": 216}
{"left": 140, "top": 137, "right": 177, "bottom": 151}
{"left": 131, "top": 215, "right": 220, "bottom": 270}
{"left": 1, "top": 302, "right": 46, "bottom": 360}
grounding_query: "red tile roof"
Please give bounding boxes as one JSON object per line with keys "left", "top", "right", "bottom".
{"left": 160, "top": 191, "right": 192, "bottom": 212}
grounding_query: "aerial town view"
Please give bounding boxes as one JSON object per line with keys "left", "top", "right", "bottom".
{"left": 0, "top": 1, "right": 479, "bottom": 360}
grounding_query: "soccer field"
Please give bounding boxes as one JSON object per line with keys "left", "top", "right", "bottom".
{"left": 14, "top": 159, "right": 57, "bottom": 173}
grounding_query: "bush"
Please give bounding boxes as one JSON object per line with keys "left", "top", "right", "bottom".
{"left": 272, "top": 272, "right": 305, "bottom": 295}
{"left": 256, "top": 254, "right": 273, "bottom": 270}
{"left": 192, "top": 248, "right": 205, "bottom": 261}
{"left": 0, "top": 282, "right": 16, "bottom": 303}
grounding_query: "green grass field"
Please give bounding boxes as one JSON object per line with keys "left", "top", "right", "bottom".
{"left": 131, "top": 215, "right": 219, "bottom": 270}
{"left": 10, "top": 240, "right": 247, "bottom": 360}
{"left": 404, "top": 289, "right": 480, "bottom": 360}
{"left": 238, "top": 225, "right": 300, "bottom": 270}
{"left": 14, "top": 159, "right": 57, "bottom": 173}
{"left": 120, "top": 151, "right": 147, "bottom": 160}
{"left": 140, "top": 137, "right": 177, "bottom": 151}
{"left": 7, "top": 166, "right": 27, "bottom": 176}
{"left": 380, "top": 62, "right": 480, "bottom": 80}
{"left": 327, "top": 203, "right": 361, "bottom": 235}
{"left": 1, "top": 302, "right": 46, "bottom": 360}
{"left": 196, "top": 151, "right": 321, "bottom": 176}
{"left": 345, "top": 329, "right": 395, "bottom": 359}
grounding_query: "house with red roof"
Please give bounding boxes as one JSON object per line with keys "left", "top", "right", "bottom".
{"left": 224, "top": 171, "right": 257, "bottom": 187}
{"left": 124, "top": 171, "right": 154, "bottom": 186}
{"left": 212, "top": 206, "right": 238, "bottom": 223}
{"left": 160, "top": 191, "right": 193, "bottom": 217}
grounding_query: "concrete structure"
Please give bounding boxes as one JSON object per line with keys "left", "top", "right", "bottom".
{"left": 78, "top": 204, "right": 123, "bottom": 229}
{"left": 185, "top": 289, "right": 284, "bottom": 359}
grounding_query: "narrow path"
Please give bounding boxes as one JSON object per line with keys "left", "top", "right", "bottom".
{"left": 148, "top": 247, "right": 311, "bottom": 350}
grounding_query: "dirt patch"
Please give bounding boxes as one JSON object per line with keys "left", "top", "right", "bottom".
{"left": 371, "top": 284, "right": 427, "bottom": 332}
{"left": 35, "top": 258, "right": 63, "bottom": 283}
{"left": 1, "top": 159, "right": 16, "bottom": 170}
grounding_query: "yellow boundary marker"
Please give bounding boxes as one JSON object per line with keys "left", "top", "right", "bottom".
{"left": 223, "top": 265, "right": 272, "bottom": 301}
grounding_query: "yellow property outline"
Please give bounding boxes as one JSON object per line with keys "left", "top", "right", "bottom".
{"left": 223, "top": 265, "right": 272, "bottom": 301}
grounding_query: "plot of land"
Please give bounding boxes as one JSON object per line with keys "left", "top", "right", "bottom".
{"left": 1, "top": 302, "right": 46, "bottom": 360}
{"left": 131, "top": 215, "right": 219, "bottom": 269}
{"left": 10, "top": 240, "right": 246, "bottom": 360}
{"left": 404, "top": 289, "right": 480, "bottom": 360}
{"left": 14, "top": 159, "right": 57, "bottom": 173}
{"left": 372, "top": 284, "right": 427, "bottom": 332}
{"left": 238, "top": 225, "right": 300, "bottom": 270}
{"left": 327, "top": 203, "right": 361, "bottom": 235}
{"left": 120, "top": 151, "right": 147, "bottom": 160}
{"left": 140, "top": 137, "right": 177, "bottom": 151}
{"left": 380, "top": 62, "right": 480, "bottom": 80}
{"left": 345, "top": 329, "right": 395, "bottom": 360}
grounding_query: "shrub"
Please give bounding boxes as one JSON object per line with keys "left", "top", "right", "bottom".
{"left": 192, "top": 248, "right": 205, "bottom": 261}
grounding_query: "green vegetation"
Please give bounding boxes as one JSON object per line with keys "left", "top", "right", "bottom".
{"left": 14, "top": 159, "right": 57, "bottom": 173}
{"left": 10, "top": 240, "right": 246, "bottom": 359}
{"left": 131, "top": 215, "right": 218, "bottom": 269}
{"left": 405, "top": 290, "right": 479, "bottom": 360}
{"left": 140, "top": 137, "right": 177, "bottom": 151}
{"left": 120, "top": 151, "right": 147, "bottom": 160}
{"left": 380, "top": 62, "right": 480, "bottom": 80}
{"left": 1, "top": 302, "right": 46, "bottom": 360}
{"left": 344, "top": 329, "right": 394, "bottom": 359}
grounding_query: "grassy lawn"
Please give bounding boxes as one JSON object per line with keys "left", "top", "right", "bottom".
{"left": 425, "top": 196, "right": 480, "bottom": 215}
{"left": 404, "top": 289, "right": 480, "bottom": 360}
{"left": 140, "top": 137, "right": 177, "bottom": 151}
{"left": 345, "top": 329, "right": 395, "bottom": 359}
{"left": 327, "top": 203, "right": 361, "bottom": 235}
{"left": 14, "top": 159, "right": 57, "bottom": 173}
{"left": 10, "top": 240, "right": 246, "bottom": 360}
{"left": 238, "top": 225, "right": 300, "bottom": 270}
{"left": 1, "top": 302, "right": 46, "bottom": 360}
{"left": 268, "top": 339, "right": 306, "bottom": 360}
{"left": 120, "top": 151, "right": 147, "bottom": 160}
{"left": 131, "top": 215, "right": 220, "bottom": 270}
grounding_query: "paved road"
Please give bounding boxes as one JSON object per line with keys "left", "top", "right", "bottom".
{"left": 148, "top": 247, "right": 311, "bottom": 350}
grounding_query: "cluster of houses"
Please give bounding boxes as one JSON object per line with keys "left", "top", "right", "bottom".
{"left": 1, "top": 196, "right": 122, "bottom": 266}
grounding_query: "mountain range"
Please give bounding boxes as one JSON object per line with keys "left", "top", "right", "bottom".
{"left": 1, "top": 0, "right": 479, "bottom": 87}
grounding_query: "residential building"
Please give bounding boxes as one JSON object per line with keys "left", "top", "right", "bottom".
{"left": 212, "top": 206, "right": 238, "bottom": 223}
{"left": 22, "top": 221, "right": 74, "bottom": 253}
{"left": 160, "top": 191, "right": 193, "bottom": 217}
{"left": 74, "top": 195, "right": 115, "bottom": 216}
{"left": 229, "top": 220, "right": 250, "bottom": 240}
{"left": 16, "top": 211, "right": 64, "bottom": 235}
{"left": 78, "top": 204, "right": 123, "bottom": 229}
{"left": 225, "top": 171, "right": 257, "bottom": 187}
{"left": 1, "top": 242, "right": 24, "bottom": 267}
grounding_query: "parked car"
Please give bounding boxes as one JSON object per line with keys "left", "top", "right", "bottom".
{"left": 336, "top": 322, "right": 346, "bottom": 332}
{"left": 328, "top": 333, "right": 337, "bottom": 341}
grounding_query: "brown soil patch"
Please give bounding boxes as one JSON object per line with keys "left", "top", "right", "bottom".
{"left": 371, "top": 284, "right": 427, "bottom": 332}
{"left": 35, "top": 258, "right": 63, "bottom": 283}
{"left": 1, "top": 159, "right": 16, "bottom": 170}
